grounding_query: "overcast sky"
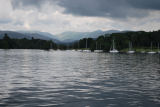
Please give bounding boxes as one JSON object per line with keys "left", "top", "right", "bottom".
{"left": 0, "top": 0, "right": 160, "bottom": 34}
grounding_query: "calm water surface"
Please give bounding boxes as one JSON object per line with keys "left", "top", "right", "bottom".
{"left": 0, "top": 49, "right": 160, "bottom": 107}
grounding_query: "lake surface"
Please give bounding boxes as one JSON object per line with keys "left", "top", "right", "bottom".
{"left": 0, "top": 49, "right": 160, "bottom": 107}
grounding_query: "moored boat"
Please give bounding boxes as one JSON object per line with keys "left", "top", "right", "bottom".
{"left": 147, "top": 42, "right": 156, "bottom": 54}
{"left": 110, "top": 40, "right": 119, "bottom": 53}
{"left": 127, "top": 42, "right": 135, "bottom": 54}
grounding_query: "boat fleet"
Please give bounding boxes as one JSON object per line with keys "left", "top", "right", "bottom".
{"left": 74, "top": 39, "right": 160, "bottom": 54}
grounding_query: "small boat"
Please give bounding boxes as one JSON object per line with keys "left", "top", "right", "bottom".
{"left": 83, "top": 39, "right": 91, "bottom": 52}
{"left": 148, "top": 51, "right": 156, "bottom": 54}
{"left": 110, "top": 40, "right": 119, "bottom": 53}
{"left": 147, "top": 42, "right": 156, "bottom": 54}
{"left": 110, "top": 49, "right": 119, "bottom": 53}
{"left": 77, "top": 49, "right": 83, "bottom": 52}
{"left": 94, "top": 42, "right": 103, "bottom": 53}
{"left": 83, "top": 50, "right": 91, "bottom": 52}
{"left": 127, "top": 42, "right": 135, "bottom": 54}
{"left": 128, "top": 51, "right": 135, "bottom": 54}
{"left": 94, "top": 50, "right": 103, "bottom": 53}
{"left": 71, "top": 49, "right": 76, "bottom": 51}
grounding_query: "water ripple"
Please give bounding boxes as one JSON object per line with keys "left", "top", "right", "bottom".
{"left": 0, "top": 50, "right": 160, "bottom": 107}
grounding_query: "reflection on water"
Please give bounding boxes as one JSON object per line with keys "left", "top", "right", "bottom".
{"left": 0, "top": 49, "right": 160, "bottom": 107}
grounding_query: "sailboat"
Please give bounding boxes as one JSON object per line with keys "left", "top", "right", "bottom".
{"left": 147, "top": 42, "right": 156, "bottom": 54}
{"left": 94, "top": 42, "right": 103, "bottom": 53}
{"left": 109, "top": 40, "right": 119, "bottom": 53}
{"left": 77, "top": 41, "right": 83, "bottom": 52}
{"left": 83, "top": 39, "right": 91, "bottom": 52}
{"left": 127, "top": 42, "right": 135, "bottom": 53}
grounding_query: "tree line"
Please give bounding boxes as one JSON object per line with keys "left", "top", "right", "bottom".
{"left": 1, "top": 30, "right": 160, "bottom": 51}
{"left": 71, "top": 30, "right": 160, "bottom": 51}
{"left": 0, "top": 33, "right": 57, "bottom": 50}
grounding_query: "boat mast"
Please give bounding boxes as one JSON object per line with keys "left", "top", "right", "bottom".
{"left": 96, "top": 42, "right": 98, "bottom": 50}
{"left": 113, "top": 40, "right": 115, "bottom": 50}
{"left": 129, "top": 41, "right": 132, "bottom": 51}
{"left": 86, "top": 39, "right": 87, "bottom": 49}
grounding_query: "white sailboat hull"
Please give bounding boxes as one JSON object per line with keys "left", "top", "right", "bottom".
{"left": 77, "top": 50, "right": 83, "bottom": 52}
{"left": 147, "top": 51, "right": 156, "bottom": 54}
{"left": 83, "top": 50, "right": 91, "bottom": 52}
{"left": 94, "top": 50, "right": 103, "bottom": 53}
{"left": 71, "top": 49, "right": 76, "bottom": 51}
{"left": 127, "top": 51, "right": 135, "bottom": 54}
{"left": 109, "top": 49, "right": 119, "bottom": 53}
{"left": 110, "top": 40, "right": 119, "bottom": 53}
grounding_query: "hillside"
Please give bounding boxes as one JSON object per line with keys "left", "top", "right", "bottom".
{"left": 0, "top": 31, "right": 60, "bottom": 44}
{"left": 56, "top": 30, "right": 120, "bottom": 42}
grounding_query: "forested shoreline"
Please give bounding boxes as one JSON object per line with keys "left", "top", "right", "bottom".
{"left": 0, "top": 34, "right": 57, "bottom": 50}
{"left": 71, "top": 30, "right": 160, "bottom": 52}
{"left": 1, "top": 30, "right": 160, "bottom": 52}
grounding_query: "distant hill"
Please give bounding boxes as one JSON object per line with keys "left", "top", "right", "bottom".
{"left": 0, "top": 30, "right": 60, "bottom": 44}
{"left": 56, "top": 30, "right": 120, "bottom": 43}
{"left": 0, "top": 30, "right": 123, "bottom": 44}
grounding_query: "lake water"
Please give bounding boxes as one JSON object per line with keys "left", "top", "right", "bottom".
{"left": 0, "top": 49, "right": 160, "bottom": 107}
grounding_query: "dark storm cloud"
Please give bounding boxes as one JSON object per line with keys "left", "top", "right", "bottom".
{"left": 57, "top": 0, "right": 131, "bottom": 18}
{"left": 128, "top": 0, "right": 160, "bottom": 10}
{"left": 11, "top": 0, "right": 160, "bottom": 18}
{"left": 57, "top": 0, "right": 160, "bottom": 18}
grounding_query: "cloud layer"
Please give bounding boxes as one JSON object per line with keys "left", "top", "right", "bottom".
{"left": 11, "top": 0, "right": 160, "bottom": 18}
{"left": 0, "top": 0, "right": 160, "bottom": 34}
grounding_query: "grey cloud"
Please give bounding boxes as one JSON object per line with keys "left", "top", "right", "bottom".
{"left": 57, "top": 0, "right": 131, "bottom": 18}
{"left": 128, "top": 0, "right": 160, "bottom": 10}
{"left": 0, "top": 18, "right": 11, "bottom": 24}
{"left": 11, "top": 0, "right": 45, "bottom": 9}
{"left": 11, "top": 0, "right": 160, "bottom": 18}
{"left": 57, "top": 0, "right": 160, "bottom": 18}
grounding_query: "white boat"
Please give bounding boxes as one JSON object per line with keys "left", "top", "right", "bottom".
{"left": 83, "top": 39, "right": 91, "bottom": 52}
{"left": 110, "top": 49, "right": 119, "bottom": 53}
{"left": 128, "top": 51, "right": 135, "bottom": 54}
{"left": 147, "top": 42, "right": 156, "bottom": 54}
{"left": 77, "top": 49, "right": 83, "bottom": 52}
{"left": 71, "top": 49, "right": 76, "bottom": 51}
{"left": 148, "top": 51, "right": 156, "bottom": 54}
{"left": 83, "top": 50, "right": 91, "bottom": 52}
{"left": 94, "top": 50, "right": 103, "bottom": 53}
{"left": 110, "top": 40, "right": 119, "bottom": 53}
{"left": 76, "top": 41, "right": 82, "bottom": 52}
{"left": 94, "top": 42, "right": 103, "bottom": 53}
{"left": 127, "top": 42, "right": 135, "bottom": 54}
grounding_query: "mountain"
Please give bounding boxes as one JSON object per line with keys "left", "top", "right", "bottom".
{"left": 0, "top": 30, "right": 122, "bottom": 44}
{"left": 0, "top": 31, "right": 29, "bottom": 39}
{"left": 0, "top": 30, "right": 60, "bottom": 44}
{"left": 18, "top": 31, "right": 59, "bottom": 40}
{"left": 56, "top": 30, "right": 120, "bottom": 42}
